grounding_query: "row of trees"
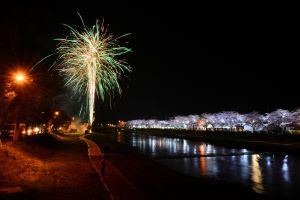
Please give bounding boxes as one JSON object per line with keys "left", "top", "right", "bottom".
{"left": 0, "top": 67, "right": 71, "bottom": 140}
{"left": 126, "top": 109, "right": 300, "bottom": 133}
{"left": 0, "top": 18, "right": 71, "bottom": 140}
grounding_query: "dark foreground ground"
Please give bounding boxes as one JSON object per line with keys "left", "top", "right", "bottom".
{"left": 86, "top": 132, "right": 275, "bottom": 200}
{"left": 0, "top": 134, "right": 109, "bottom": 200}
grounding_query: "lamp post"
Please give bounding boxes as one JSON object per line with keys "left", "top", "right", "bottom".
{"left": 49, "top": 111, "right": 60, "bottom": 133}
{"left": 13, "top": 72, "right": 27, "bottom": 143}
{"left": 53, "top": 111, "right": 59, "bottom": 132}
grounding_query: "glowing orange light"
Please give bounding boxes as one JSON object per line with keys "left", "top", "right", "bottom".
{"left": 15, "top": 73, "right": 26, "bottom": 82}
{"left": 16, "top": 74, "right": 24, "bottom": 81}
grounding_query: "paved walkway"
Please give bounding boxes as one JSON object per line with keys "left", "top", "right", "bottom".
{"left": 0, "top": 186, "right": 23, "bottom": 195}
{"left": 80, "top": 136, "right": 143, "bottom": 200}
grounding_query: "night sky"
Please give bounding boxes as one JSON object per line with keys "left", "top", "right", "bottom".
{"left": 0, "top": 4, "right": 298, "bottom": 122}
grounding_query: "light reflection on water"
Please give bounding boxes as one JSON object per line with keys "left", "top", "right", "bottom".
{"left": 251, "top": 154, "right": 263, "bottom": 194}
{"left": 121, "top": 132, "right": 300, "bottom": 198}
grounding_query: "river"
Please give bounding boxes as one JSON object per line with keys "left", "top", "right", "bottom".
{"left": 119, "top": 131, "right": 300, "bottom": 198}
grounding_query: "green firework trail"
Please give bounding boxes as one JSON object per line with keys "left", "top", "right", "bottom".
{"left": 55, "top": 14, "right": 131, "bottom": 125}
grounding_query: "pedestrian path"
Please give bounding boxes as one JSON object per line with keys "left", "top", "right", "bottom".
{"left": 0, "top": 186, "right": 23, "bottom": 195}
{"left": 80, "top": 136, "right": 143, "bottom": 200}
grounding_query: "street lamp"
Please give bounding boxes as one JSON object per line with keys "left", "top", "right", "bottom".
{"left": 49, "top": 111, "right": 60, "bottom": 132}
{"left": 14, "top": 72, "right": 27, "bottom": 84}
{"left": 13, "top": 72, "right": 27, "bottom": 142}
{"left": 15, "top": 74, "right": 25, "bottom": 82}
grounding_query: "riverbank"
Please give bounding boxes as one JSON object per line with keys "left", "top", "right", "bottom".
{"left": 85, "top": 132, "right": 272, "bottom": 200}
{"left": 123, "top": 129, "right": 300, "bottom": 155}
{"left": 0, "top": 134, "right": 108, "bottom": 200}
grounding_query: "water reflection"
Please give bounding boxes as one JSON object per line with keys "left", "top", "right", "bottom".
{"left": 119, "top": 132, "right": 300, "bottom": 198}
{"left": 251, "top": 154, "right": 264, "bottom": 194}
{"left": 117, "top": 132, "right": 122, "bottom": 143}
{"left": 199, "top": 157, "right": 206, "bottom": 176}
{"left": 128, "top": 133, "right": 249, "bottom": 157}
{"left": 282, "top": 155, "right": 289, "bottom": 182}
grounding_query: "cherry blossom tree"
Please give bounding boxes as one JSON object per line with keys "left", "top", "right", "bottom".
{"left": 125, "top": 108, "right": 300, "bottom": 134}
{"left": 292, "top": 109, "right": 300, "bottom": 123}
{"left": 213, "top": 111, "right": 241, "bottom": 131}
{"left": 265, "top": 109, "right": 294, "bottom": 133}
{"left": 201, "top": 113, "right": 217, "bottom": 130}
{"left": 244, "top": 111, "right": 266, "bottom": 132}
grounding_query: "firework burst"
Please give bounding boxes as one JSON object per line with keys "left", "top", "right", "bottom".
{"left": 55, "top": 14, "right": 131, "bottom": 125}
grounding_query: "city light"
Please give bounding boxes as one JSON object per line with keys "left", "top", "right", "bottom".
{"left": 34, "top": 127, "right": 39, "bottom": 133}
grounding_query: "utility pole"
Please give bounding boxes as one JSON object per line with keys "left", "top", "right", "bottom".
{"left": 13, "top": 103, "right": 20, "bottom": 143}
{"left": 12, "top": 72, "right": 27, "bottom": 143}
